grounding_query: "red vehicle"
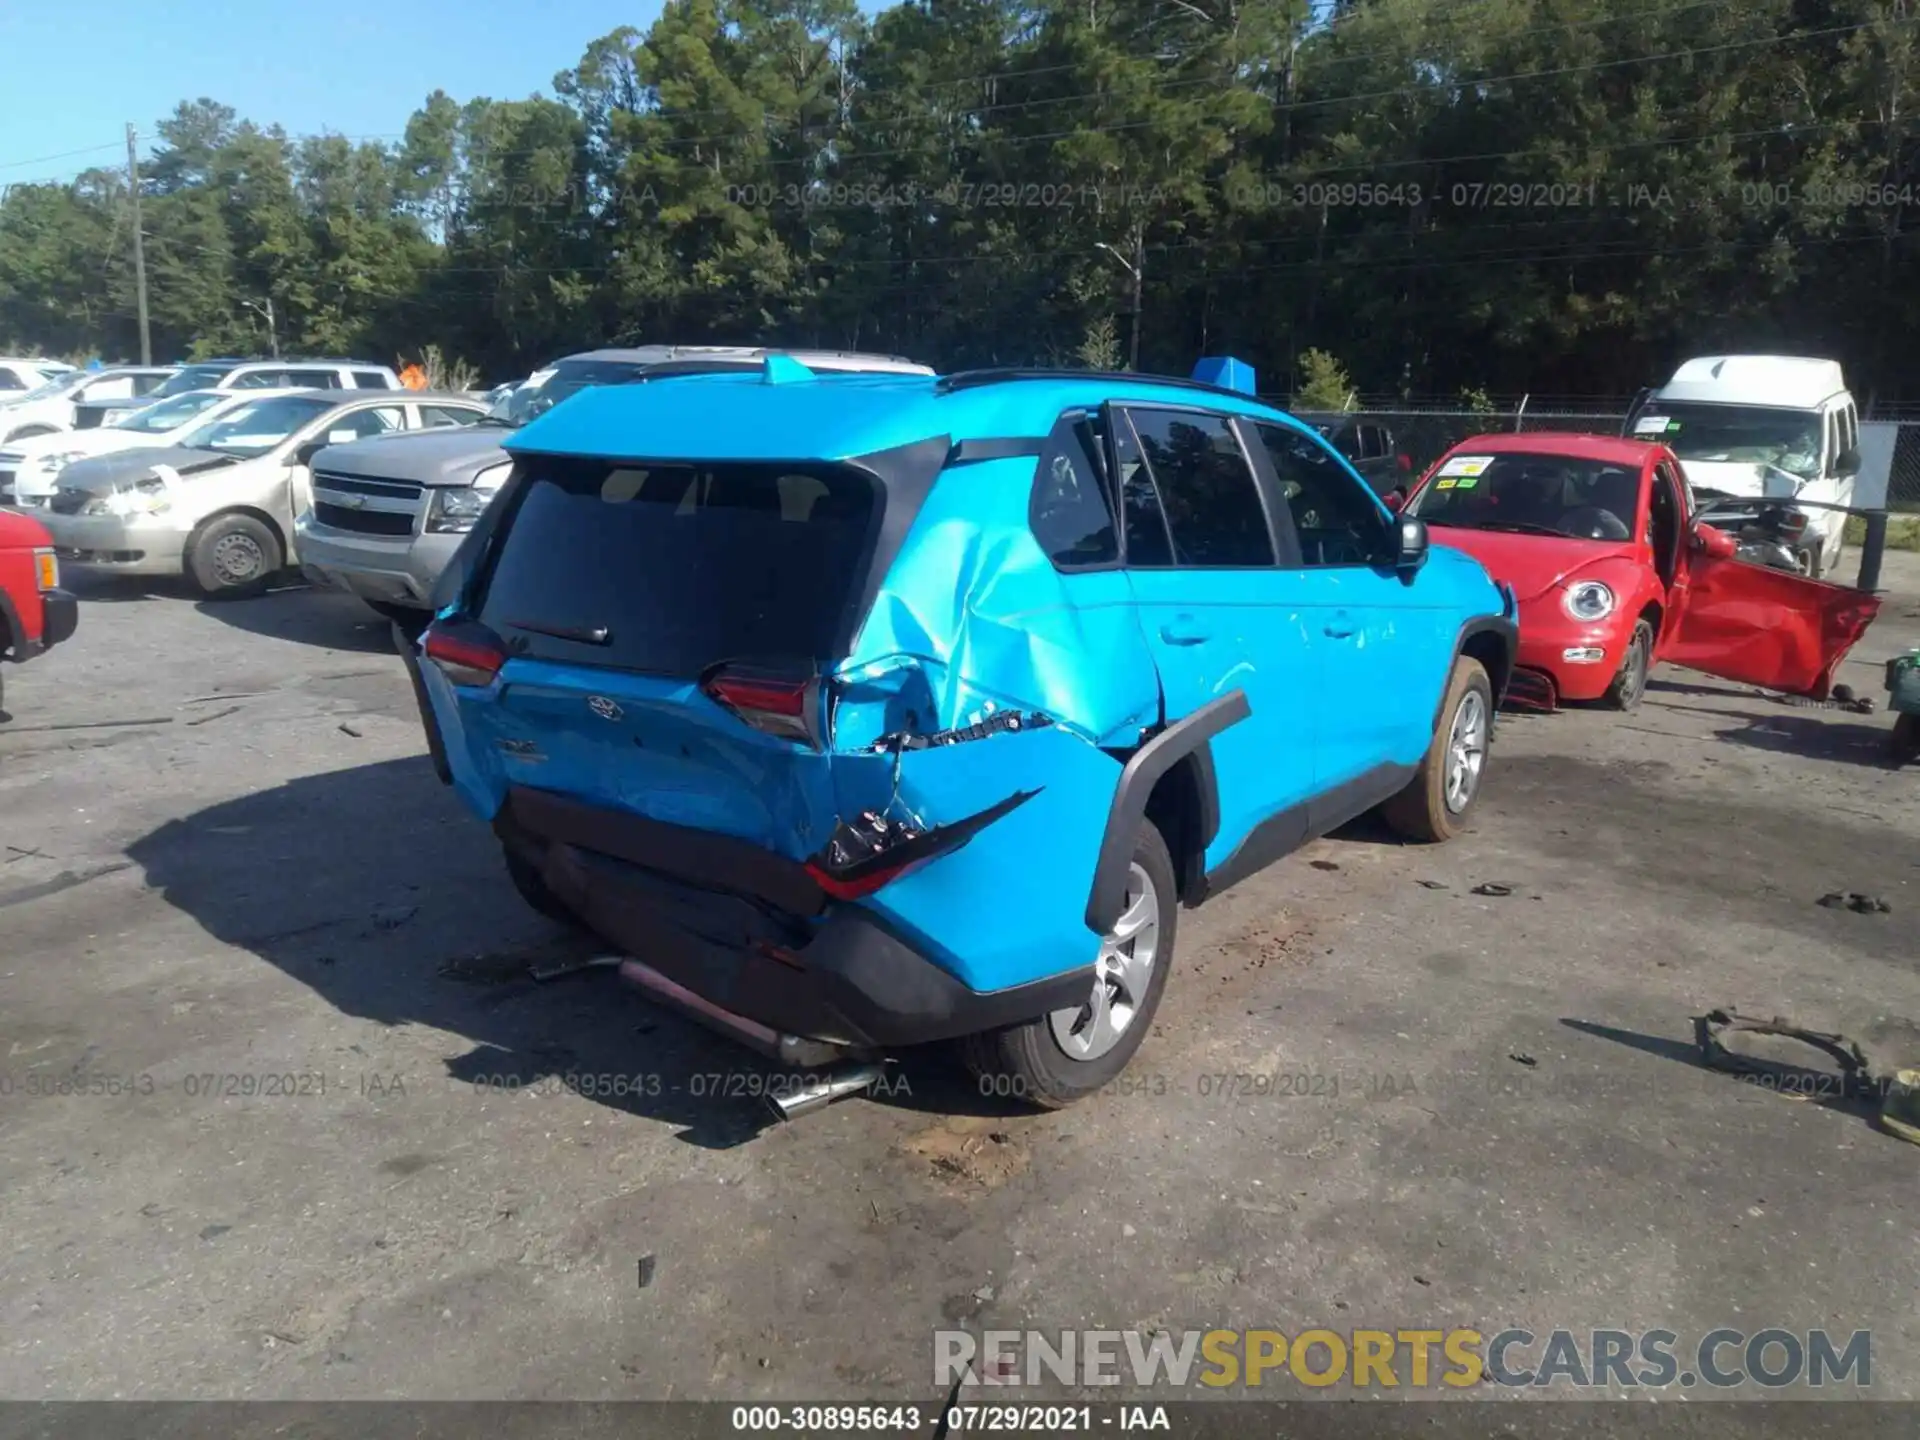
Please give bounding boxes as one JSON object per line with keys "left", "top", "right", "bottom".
{"left": 0, "top": 507, "right": 78, "bottom": 715}
{"left": 1398, "top": 432, "right": 1879, "bottom": 710}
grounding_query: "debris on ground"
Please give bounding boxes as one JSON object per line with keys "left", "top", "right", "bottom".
{"left": 338, "top": 722, "right": 363, "bottom": 738}
{"left": 1509, "top": 1052, "right": 1537, "bottom": 1067}
{"left": 1818, "top": 891, "right": 1892, "bottom": 914}
{"left": 637, "top": 1254, "right": 656, "bottom": 1289}
{"left": 1415, "top": 879, "right": 1449, "bottom": 890}
{"left": 1693, "top": 1007, "right": 1878, "bottom": 1101}
{"left": 1471, "top": 883, "right": 1514, "bottom": 897}
{"left": 1310, "top": 859, "right": 1341, "bottom": 871}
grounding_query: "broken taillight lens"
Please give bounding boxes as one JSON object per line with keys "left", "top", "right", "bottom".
{"left": 423, "top": 619, "right": 508, "bottom": 688}
{"left": 700, "top": 665, "right": 819, "bottom": 746}
{"left": 805, "top": 812, "right": 932, "bottom": 900}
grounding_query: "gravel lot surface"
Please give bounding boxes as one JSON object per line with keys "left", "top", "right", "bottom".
{"left": 2, "top": 557, "right": 1916, "bottom": 1414}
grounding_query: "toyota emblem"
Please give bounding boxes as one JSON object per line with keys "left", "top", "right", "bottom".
{"left": 587, "top": 696, "right": 623, "bottom": 721}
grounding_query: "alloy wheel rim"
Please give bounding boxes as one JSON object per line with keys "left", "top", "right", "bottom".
{"left": 1050, "top": 861, "right": 1160, "bottom": 1062}
{"left": 1624, "top": 631, "right": 1650, "bottom": 704}
{"left": 1444, "top": 689, "right": 1488, "bottom": 814}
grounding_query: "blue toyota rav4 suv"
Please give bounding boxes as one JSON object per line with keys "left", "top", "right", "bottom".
{"left": 403, "top": 356, "right": 1517, "bottom": 1107}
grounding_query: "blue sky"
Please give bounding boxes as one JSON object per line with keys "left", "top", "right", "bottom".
{"left": 1, "top": 0, "right": 894, "bottom": 188}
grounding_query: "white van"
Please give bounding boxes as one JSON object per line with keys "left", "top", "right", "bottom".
{"left": 1625, "top": 355, "right": 1862, "bottom": 579}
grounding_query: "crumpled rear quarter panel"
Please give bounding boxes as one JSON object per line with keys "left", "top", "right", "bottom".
{"left": 828, "top": 457, "right": 1161, "bottom": 992}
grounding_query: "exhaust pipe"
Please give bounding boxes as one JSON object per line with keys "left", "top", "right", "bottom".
{"left": 766, "top": 1064, "right": 890, "bottom": 1122}
{"left": 615, "top": 956, "right": 850, "bottom": 1068}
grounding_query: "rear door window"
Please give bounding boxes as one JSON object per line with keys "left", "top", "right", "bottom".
{"left": 1030, "top": 411, "right": 1117, "bottom": 567}
{"left": 1120, "top": 406, "right": 1275, "bottom": 567}
{"left": 477, "top": 458, "right": 880, "bottom": 676}
{"left": 352, "top": 370, "right": 394, "bottom": 389}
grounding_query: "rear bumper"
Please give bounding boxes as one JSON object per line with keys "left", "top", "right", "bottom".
{"left": 495, "top": 795, "right": 1090, "bottom": 1053}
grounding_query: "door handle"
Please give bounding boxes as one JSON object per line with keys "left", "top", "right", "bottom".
{"left": 1158, "top": 616, "right": 1210, "bottom": 646}
{"left": 1324, "top": 610, "right": 1359, "bottom": 639}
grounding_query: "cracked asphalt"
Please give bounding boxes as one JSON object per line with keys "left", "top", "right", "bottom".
{"left": 1, "top": 557, "right": 1916, "bottom": 1411}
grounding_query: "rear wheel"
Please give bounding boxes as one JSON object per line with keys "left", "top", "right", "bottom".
{"left": 962, "top": 821, "right": 1176, "bottom": 1109}
{"left": 186, "top": 513, "right": 283, "bottom": 598}
{"left": 1381, "top": 655, "right": 1492, "bottom": 842}
{"left": 1602, "top": 618, "right": 1655, "bottom": 711}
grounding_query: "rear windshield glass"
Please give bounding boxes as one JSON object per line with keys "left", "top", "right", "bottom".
{"left": 477, "top": 457, "right": 880, "bottom": 675}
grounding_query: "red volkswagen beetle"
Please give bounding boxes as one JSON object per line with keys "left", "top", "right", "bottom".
{"left": 1400, "top": 432, "right": 1878, "bottom": 710}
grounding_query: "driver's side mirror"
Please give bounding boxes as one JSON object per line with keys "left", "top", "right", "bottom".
{"left": 1835, "top": 447, "right": 1861, "bottom": 478}
{"left": 1691, "top": 521, "right": 1737, "bottom": 559}
{"left": 1393, "top": 515, "right": 1429, "bottom": 573}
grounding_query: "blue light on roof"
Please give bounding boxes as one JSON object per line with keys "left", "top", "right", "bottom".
{"left": 1192, "top": 357, "right": 1256, "bottom": 395}
{"left": 762, "top": 354, "right": 817, "bottom": 385}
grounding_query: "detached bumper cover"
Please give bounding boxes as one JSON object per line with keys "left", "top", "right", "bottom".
{"left": 495, "top": 791, "right": 1089, "bottom": 1050}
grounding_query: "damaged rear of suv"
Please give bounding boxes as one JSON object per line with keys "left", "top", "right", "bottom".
{"left": 405, "top": 356, "right": 1516, "bottom": 1107}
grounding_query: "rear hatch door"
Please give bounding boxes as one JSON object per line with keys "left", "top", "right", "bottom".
{"left": 433, "top": 452, "right": 911, "bottom": 862}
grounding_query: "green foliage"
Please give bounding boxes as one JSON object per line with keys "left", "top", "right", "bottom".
{"left": 1076, "top": 316, "right": 1122, "bottom": 371}
{"left": 2, "top": 0, "right": 1917, "bottom": 401}
{"left": 1297, "top": 349, "right": 1356, "bottom": 410}
{"left": 1458, "top": 385, "right": 1495, "bottom": 415}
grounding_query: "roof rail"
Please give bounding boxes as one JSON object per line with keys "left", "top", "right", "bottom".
{"left": 933, "top": 367, "right": 1266, "bottom": 403}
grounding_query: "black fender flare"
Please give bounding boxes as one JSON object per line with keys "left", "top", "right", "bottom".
{"left": 1443, "top": 609, "right": 1519, "bottom": 724}
{"left": 1085, "top": 690, "right": 1249, "bottom": 934}
{"left": 0, "top": 584, "right": 30, "bottom": 661}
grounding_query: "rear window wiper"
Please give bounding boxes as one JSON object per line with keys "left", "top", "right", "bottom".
{"left": 506, "top": 618, "right": 613, "bottom": 645}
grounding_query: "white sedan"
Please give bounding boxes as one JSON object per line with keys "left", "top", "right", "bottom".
{"left": 0, "top": 389, "right": 298, "bottom": 510}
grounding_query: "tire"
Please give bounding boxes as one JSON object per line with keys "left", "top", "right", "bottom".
{"left": 1381, "top": 655, "right": 1493, "bottom": 843}
{"left": 504, "top": 846, "right": 582, "bottom": 928}
{"left": 1893, "top": 714, "right": 1920, "bottom": 768}
{"left": 186, "top": 512, "right": 283, "bottom": 599}
{"left": 961, "top": 820, "right": 1177, "bottom": 1109}
{"left": 1601, "top": 618, "right": 1654, "bottom": 712}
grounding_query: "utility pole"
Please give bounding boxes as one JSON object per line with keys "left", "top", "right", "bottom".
{"left": 125, "top": 124, "right": 151, "bottom": 365}
{"left": 244, "top": 297, "right": 279, "bottom": 358}
{"left": 1096, "top": 240, "right": 1144, "bottom": 371}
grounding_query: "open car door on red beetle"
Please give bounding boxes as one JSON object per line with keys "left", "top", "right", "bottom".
{"left": 1660, "top": 523, "right": 1880, "bottom": 699}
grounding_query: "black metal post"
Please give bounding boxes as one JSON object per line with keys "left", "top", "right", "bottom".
{"left": 1857, "top": 511, "right": 1888, "bottom": 593}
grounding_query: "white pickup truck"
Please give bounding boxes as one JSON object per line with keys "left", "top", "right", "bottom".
{"left": 1624, "top": 355, "right": 1863, "bottom": 580}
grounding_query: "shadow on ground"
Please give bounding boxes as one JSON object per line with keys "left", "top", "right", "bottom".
{"left": 191, "top": 582, "right": 397, "bottom": 654}
{"left": 124, "top": 755, "right": 1024, "bottom": 1146}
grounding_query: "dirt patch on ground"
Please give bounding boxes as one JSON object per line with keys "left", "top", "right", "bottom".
{"left": 895, "top": 1115, "right": 1033, "bottom": 1191}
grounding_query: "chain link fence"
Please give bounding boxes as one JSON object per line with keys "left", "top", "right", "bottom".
{"left": 1280, "top": 405, "right": 1920, "bottom": 509}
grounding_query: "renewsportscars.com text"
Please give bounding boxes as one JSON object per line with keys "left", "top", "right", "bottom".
{"left": 934, "top": 1327, "right": 1871, "bottom": 1390}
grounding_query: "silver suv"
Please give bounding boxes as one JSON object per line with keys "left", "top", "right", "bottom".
{"left": 295, "top": 345, "right": 934, "bottom": 631}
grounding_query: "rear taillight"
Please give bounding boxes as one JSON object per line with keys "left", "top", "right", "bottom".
{"left": 701, "top": 665, "right": 819, "bottom": 745}
{"left": 423, "top": 619, "right": 507, "bottom": 687}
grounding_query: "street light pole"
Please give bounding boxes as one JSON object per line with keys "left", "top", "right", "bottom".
{"left": 1095, "top": 241, "right": 1143, "bottom": 370}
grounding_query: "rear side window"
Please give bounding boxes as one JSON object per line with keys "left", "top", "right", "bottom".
{"left": 1030, "top": 413, "right": 1117, "bottom": 567}
{"left": 1122, "top": 407, "right": 1275, "bottom": 567}
{"left": 352, "top": 370, "right": 394, "bottom": 389}
{"left": 478, "top": 459, "right": 879, "bottom": 676}
{"left": 0, "top": 371, "right": 22, "bottom": 391}
{"left": 420, "top": 404, "right": 480, "bottom": 428}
